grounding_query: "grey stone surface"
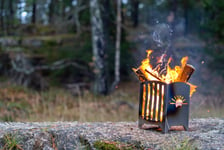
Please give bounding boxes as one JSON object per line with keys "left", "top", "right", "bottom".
{"left": 0, "top": 118, "right": 223, "bottom": 150}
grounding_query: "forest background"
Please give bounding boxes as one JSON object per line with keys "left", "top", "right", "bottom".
{"left": 0, "top": 0, "right": 223, "bottom": 121}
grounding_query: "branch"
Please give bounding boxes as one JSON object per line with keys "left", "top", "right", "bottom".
{"left": 11, "top": 57, "right": 89, "bottom": 75}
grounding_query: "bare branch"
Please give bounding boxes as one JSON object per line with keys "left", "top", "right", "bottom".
{"left": 11, "top": 53, "right": 88, "bottom": 75}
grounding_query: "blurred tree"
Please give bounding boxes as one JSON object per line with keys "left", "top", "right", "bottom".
{"left": 130, "top": 0, "right": 139, "bottom": 27}
{"left": 32, "top": 0, "right": 36, "bottom": 24}
{"left": 49, "top": 0, "right": 55, "bottom": 24}
{"left": 8, "top": 0, "right": 14, "bottom": 34}
{"left": 74, "top": 0, "right": 88, "bottom": 34}
{"left": 101, "top": 0, "right": 113, "bottom": 41}
{"left": 111, "top": 0, "right": 121, "bottom": 91}
{"left": 90, "top": 0, "right": 108, "bottom": 95}
{"left": 0, "top": 0, "right": 5, "bottom": 34}
{"left": 179, "top": 0, "right": 199, "bottom": 35}
{"left": 202, "top": 0, "right": 224, "bottom": 41}
{"left": 201, "top": 0, "right": 224, "bottom": 76}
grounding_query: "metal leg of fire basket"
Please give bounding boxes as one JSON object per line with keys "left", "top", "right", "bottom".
{"left": 182, "top": 112, "right": 189, "bottom": 131}
{"left": 161, "top": 118, "right": 169, "bottom": 133}
{"left": 183, "top": 125, "right": 189, "bottom": 131}
{"left": 138, "top": 117, "right": 144, "bottom": 128}
{"left": 183, "top": 119, "right": 189, "bottom": 131}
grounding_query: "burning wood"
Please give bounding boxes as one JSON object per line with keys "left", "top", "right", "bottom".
{"left": 132, "top": 50, "right": 197, "bottom": 96}
{"left": 177, "top": 64, "right": 195, "bottom": 82}
{"left": 145, "top": 69, "right": 162, "bottom": 81}
{"left": 132, "top": 68, "right": 147, "bottom": 82}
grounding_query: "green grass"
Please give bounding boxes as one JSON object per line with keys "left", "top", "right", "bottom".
{"left": 3, "top": 134, "right": 22, "bottom": 150}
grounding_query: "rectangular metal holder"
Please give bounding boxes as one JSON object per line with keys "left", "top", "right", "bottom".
{"left": 138, "top": 81, "right": 190, "bottom": 133}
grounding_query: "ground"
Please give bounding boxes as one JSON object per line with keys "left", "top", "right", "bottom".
{"left": 0, "top": 118, "right": 223, "bottom": 150}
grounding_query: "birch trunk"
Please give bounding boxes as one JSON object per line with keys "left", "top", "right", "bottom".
{"left": 111, "top": 0, "right": 121, "bottom": 91}
{"left": 90, "top": 0, "right": 108, "bottom": 95}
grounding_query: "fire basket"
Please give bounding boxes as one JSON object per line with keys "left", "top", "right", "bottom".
{"left": 138, "top": 81, "right": 190, "bottom": 133}
{"left": 133, "top": 50, "right": 196, "bottom": 133}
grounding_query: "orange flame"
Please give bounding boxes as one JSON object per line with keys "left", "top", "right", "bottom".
{"left": 138, "top": 50, "right": 196, "bottom": 97}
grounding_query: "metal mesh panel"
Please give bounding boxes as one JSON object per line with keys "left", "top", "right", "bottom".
{"left": 140, "top": 81, "right": 166, "bottom": 122}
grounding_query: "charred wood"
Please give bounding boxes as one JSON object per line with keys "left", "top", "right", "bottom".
{"left": 132, "top": 68, "right": 147, "bottom": 82}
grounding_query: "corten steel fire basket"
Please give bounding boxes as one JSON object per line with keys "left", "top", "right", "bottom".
{"left": 138, "top": 81, "right": 190, "bottom": 133}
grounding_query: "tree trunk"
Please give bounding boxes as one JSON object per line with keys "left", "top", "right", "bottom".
{"left": 102, "top": 0, "right": 110, "bottom": 42}
{"left": 0, "top": 0, "right": 5, "bottom": 34}
{"left": 74, "top": 0, "right": 81, "bottom": 34}
{"left": 32, "top": 0, "right": 36, "bottom": 24}
{"left": 111, "top": 0, "right": 121, "bottom": 91}
{"left": 61, "top": 0, "right": 65, "bottom": 20}
{"left": 49, "top": 0, "right": 54, "bottom": 24}
{"left": 5, "top": 0, "right": 9, "bottom": 35}
{"left": 9, "top": 0, "right": 14, "bottom": 34}
{"left": 131, "top": 0, "right": 139, "bottom": 27}
{"left": 90, "top": 0, "right": 108, "bottom": 95}
{"left": 121, "top": 2, "right": 125, "bottom": 24}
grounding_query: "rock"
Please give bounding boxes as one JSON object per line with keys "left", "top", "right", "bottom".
{"left": 0, "top": 118, "right": 223, "bottom": 150}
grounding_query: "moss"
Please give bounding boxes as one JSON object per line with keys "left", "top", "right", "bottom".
{"left": 93, "top": 140, "right": 144, "bottom": 150}
{"left": 94, "top": 141, "right": 119, "bottom": 150}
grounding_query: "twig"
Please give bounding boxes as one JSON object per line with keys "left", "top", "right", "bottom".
{"left": 145, "top": 69, "right": 161, "bottom": 81}
{"left": 11, "top": 57, "right": 88, "bottom": 75}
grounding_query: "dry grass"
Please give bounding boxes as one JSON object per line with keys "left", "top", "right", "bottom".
{"left": 0, "top": 81, "right": 223, "bottom": 122}
{"left": 190, "top": 93, "right": 224, "bottom": 118}
{"left": 0, "top": 85, "right": 80, "bottom": 121}
{"left": 0, "top": 82, "right": 139, "bottom": 122}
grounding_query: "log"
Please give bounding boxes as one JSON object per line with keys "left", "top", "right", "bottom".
{"left": 177, "top": 64, "right": 195, "bottom": 82}
{"left": 132, "top": 68, "right": 147, "bottom": 82}
{"left": 145, "top": 69, "right": 162, "bottom": 81}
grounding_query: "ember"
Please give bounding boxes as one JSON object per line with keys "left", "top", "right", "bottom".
{"left": 134, "top": 50, "right": 197, "bottom": 133}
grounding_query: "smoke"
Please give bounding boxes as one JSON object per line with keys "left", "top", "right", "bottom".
{"left": 152, "top": 23, "right": 173, "bottom": 54}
